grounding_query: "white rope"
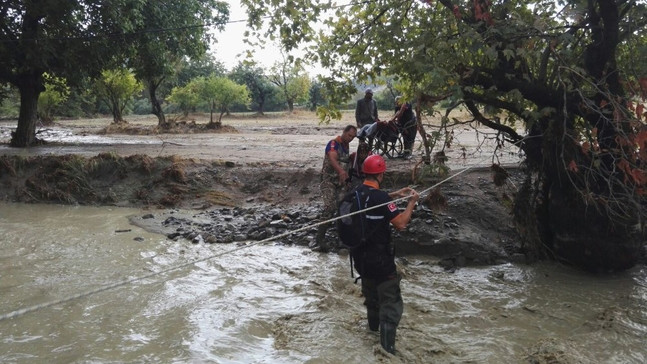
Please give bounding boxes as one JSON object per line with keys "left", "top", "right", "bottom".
{"left": 0, "top": 162, "right": 488, "bottom": 322}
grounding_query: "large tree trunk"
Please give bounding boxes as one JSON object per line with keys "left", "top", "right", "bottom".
{"left": 516, "top": 168, "right": 644, "bottom": 272}
{"left": 147, "top": 79, "right": 174, "bottom": 129}
{"left": 514, "top": 113, "right": 644, "bottom": 272}
{"left": 208, "top": 101, "right": 215, "bottom": 126}
{"left": 111, "top": 104, "right": 124, "bottom": 124}
{"left": 257, "top": 94, "right": 266, "bottom": 115}
{"left": 107, "top": 92, "right": 125, "bottom": 124}
{"left": 10, "top": 72, "right": 45, "bottom": 147}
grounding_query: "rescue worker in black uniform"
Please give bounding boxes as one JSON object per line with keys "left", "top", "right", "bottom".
{"left": 351, "top": 154, "right": 419, "bottom": 354}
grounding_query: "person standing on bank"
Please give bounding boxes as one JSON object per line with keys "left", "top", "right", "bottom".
{"left": 392, "top": 96, "right": 417, "bottom": 159}
{"left": 351, "top": 154, "right": 419, "bottom": 354}
{"left": 355, "top": 88, "right": 379, "bottom": 129}
{"left": 316, "top": 125, "right": 357, "bottom": 252}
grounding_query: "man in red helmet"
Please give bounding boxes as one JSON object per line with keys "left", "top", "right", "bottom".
{"left": 351, "top": 154, "right": 419, "bottom": 355}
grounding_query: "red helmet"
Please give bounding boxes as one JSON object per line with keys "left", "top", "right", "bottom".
{"left": 363, "top": 155, "right": 386, "bottom": 174}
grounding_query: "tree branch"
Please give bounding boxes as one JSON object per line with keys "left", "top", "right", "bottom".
{"left": 462, "top": 99, "right": 524, "bottom": 145}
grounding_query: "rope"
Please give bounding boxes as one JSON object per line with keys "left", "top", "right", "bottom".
{"left": 0, "top": 163, "right": 483, "bottom": 322}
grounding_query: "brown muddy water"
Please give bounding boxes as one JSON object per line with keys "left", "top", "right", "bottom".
{"left": 1, "top": 202, "right": 646, "bottom": 363}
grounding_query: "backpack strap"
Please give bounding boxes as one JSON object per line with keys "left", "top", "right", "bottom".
{"left": 349, "top": 185, "right": 371, "bottom": 282}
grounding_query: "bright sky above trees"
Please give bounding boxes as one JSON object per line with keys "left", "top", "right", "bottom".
{"left": 213, "top": 0, "right": 326, "bottom": 75}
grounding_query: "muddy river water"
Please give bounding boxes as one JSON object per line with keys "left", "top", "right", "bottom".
{"left": 1, "top": 202, "right": 646, "bottom": 363}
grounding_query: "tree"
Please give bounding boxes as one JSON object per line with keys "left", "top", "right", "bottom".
{"left": 93, "top": 69, "right": 143, "bottom": 124}
{"left": 196, "top": 76, "right": 250, "bottom": 127}
{"left": 0, "top": 1, "right": 143, "bottom": 147}
{"left": 269, "top": 60, "right": 311, "bottom": 112}
{"left": 127, "top": 1, "right": 229, "bottom": 129}
{"left": 230, "top": 62, "right": 277, "bottom": 115}
{"left": 0, "top": 85, "right": 19, "bottom": 118}
{"left": 176, "top": 56, "right": 228, "bottom": 87}
{"left": 244, "top": 0, "right": 647, "bottom": 271}
{"left": 38, "top": 74, "right": 70, "bottom": 124}
{"left": 166, "top": 82, "right": 201, "bottom": 118}
{"left": 307, "top": 80, "right": 326, "bottom": 111}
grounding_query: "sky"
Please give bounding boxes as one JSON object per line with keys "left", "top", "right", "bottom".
{"left": 210, "top": 1, "right": 324, "bottom": 75}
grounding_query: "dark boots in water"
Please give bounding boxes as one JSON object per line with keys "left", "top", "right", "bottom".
{"left": 367, "top": 310, "right": 379, "bottom": 332}
{"left": 379, "top": 322, "right": 397, "bottom": 354}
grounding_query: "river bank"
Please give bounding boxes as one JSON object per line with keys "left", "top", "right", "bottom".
{"left": 0, "top": 151, "right": 524, "bottom": 268}
{"left": 0, "top": 111, "right": 528, "bottom": 267}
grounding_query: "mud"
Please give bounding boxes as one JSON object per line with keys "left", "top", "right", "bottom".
{"left": 0, "top": 112, "right": 526, "bottom": 266}
{"left": 0, "top": 151, "right": 524, "bottom": 267}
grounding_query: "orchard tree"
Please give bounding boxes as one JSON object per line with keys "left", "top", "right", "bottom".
{"left": 269, "top": 60, "right": 311, "bottom": 112}
{"left": 196, "top": 76, "right": 250, "bottom": 127}
{"left": 307, "top": 80, "right": 326, "bottom": 111}
{"left": 0, "top": 0, "right": 143, "bottom": 147}
{"left": 38, "top": 74, "right": 70, "bottom": 124}
{"left": 127, "top": 1, "right": 229, "bottom": 129}
{"left": 230, "top": 62, "right": 276, "bottom": 115}
{"left": 243, "top": 0, "right": 647, "bottom": 271}
{"left": 176, "top": 56, "right": 228, "bottom": 87}
{"left": 167, "top": 82, "right": 201, "bottom": 118}
{"left": 93, "top": 69, "right": 143, "bottom": 124}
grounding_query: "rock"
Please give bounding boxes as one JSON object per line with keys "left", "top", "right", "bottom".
{"left": 270, "top": 220, "right": 288, "bottom": 229}
{"left": 204, "top": 234, "right": 218, "bottom": 244}
{"left": 167, "top": 232, "right": 182, "bottom": 240}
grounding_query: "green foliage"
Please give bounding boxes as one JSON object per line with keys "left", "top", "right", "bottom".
{"left": 93, "top": 69, "right": 144, "bottom": 123}
{"left": 286, "top": 74, "right": 311, "bottom": 106}
{"left": 38, "top": 74, "right": 70, "bottom": 122}
{"left": 229, "top": 62, "right": 279, "bottom": 113}
{"left": 132, "top": 98, "right": 152, "bottom": 115}
{"left": 307, "top": 80, "right": 326, "bottom": 111}
{"left": 413, "top": 163, "right": 450, "bottom": 185}
{"left": 316, "top": 105, "right": 342, "bottom": 124}
{"left": 167, "top": 82, "right": 201, "bottom": 117}
{"left": 177, "top": 57, "right": 228, "bottom": 88}
{"left": 194, "top": 76, "right": 250, "bottom": 125}
{"left": 128, "top": 1, "right": 229, "bottom": 80}
{"left": 269, "top": 61, "right": 311, "bottom": 111}
{"left": 0, "top": 86, "right": 19, "bottom": 118}
{"left": 374, "top": 91, "right": 396, "bottom": 111}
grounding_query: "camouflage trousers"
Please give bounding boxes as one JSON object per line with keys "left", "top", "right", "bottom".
{"left": 316, "top": 178, "right": 347, "bottom": 250}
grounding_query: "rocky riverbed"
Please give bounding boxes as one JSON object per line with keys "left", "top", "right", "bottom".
{"left": 128, "top": 164, "right": 525, "bottom": 271}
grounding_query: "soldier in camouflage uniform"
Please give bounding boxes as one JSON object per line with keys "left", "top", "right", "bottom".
{"left": 315, "top": 125, "right": 357, "bottom": 252}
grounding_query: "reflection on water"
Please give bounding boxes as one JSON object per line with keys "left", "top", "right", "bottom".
{"left": 0, "top": 124, "right": 162, "bottom": 146}
{"left": 1, "top": 202, "right": 646, "bottom": 363}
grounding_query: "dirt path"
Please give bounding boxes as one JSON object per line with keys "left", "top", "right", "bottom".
{"left": 0, "top": 111, "right": 522, "bottom": 169}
